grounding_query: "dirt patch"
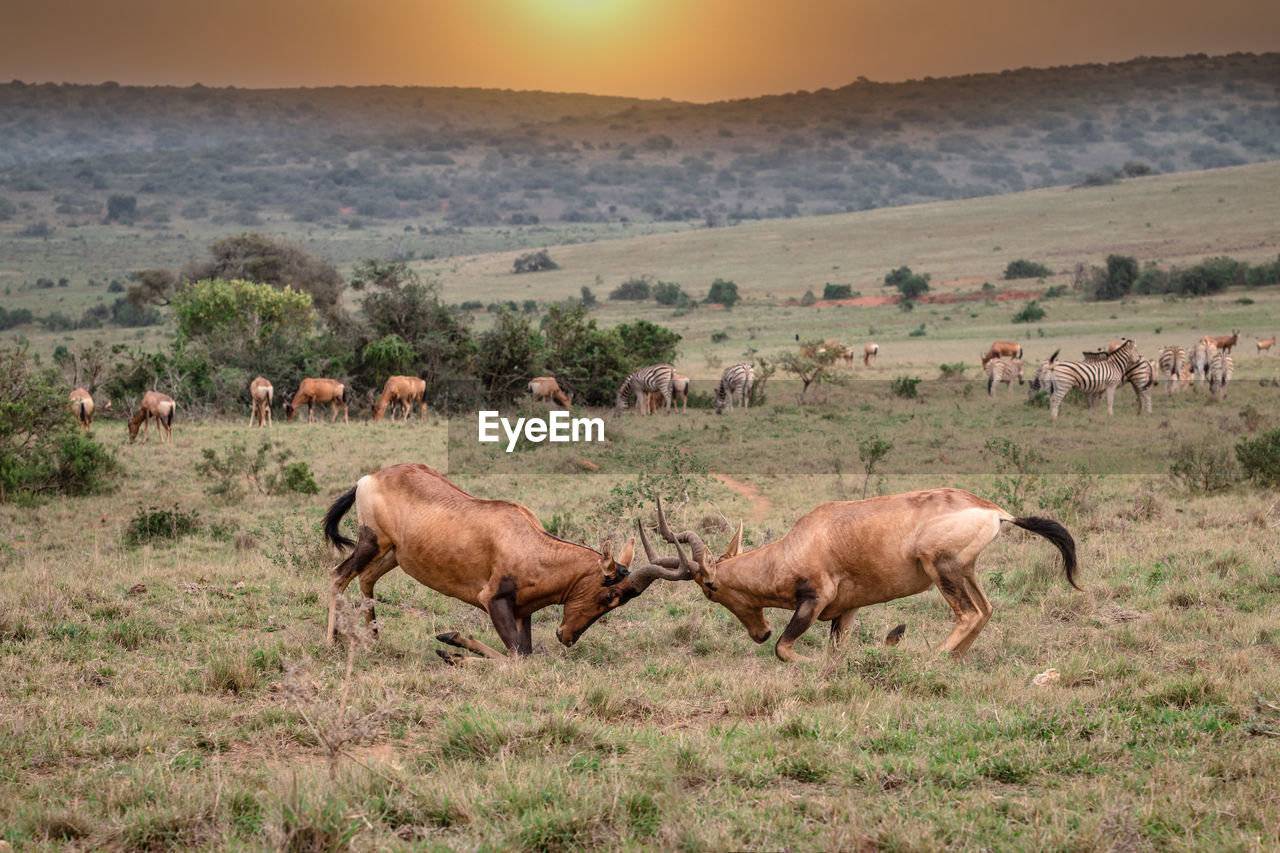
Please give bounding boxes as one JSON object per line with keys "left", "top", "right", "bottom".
{"left": 714, "top": 473, "right": 773, "bottom": 523}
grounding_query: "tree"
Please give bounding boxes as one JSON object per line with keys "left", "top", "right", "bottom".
{"left": 182, "top": 232, "right": 344, "bottom": 321}
{"left": 362, "top": 334, "right": 416, "bottom": 387}
{"left": 1089, "top": 254, "right": 1139, "bottom": 301}
{"left": 615, "top": 319, "right": 681, "bottom": 365}
{"left": 513, "top": 249, "right": 558, "bottom": 274}
{"left": 106, "top": 194, "right": 137, "bottom": 224}
{"left": 609, "top": 278, "right": 651, "bottom": 301}
{"left": 706, "top": 278, "right": 741, "bottom": 308}
{"left": 778, "top": 346, "right": 837, "bottom": 403}
{"left": 173, "top": 278, "right": 316, "bottom": 365}
{"left": 652, "top": 280, "right": 688, "bottom": 306}
{"left": 541, "top": 303, "right": 631, "bottom": 406}
{"left": 127, "top": 268, "right": 179, "bottom": 307}
{"left": 475, "top": 310, "right": 547, "bottom": 406}
{"left": 885, "top": 266, "right": 930, "bottom": 301}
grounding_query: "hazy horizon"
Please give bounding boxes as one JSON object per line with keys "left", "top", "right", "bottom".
{"left": 3, "top": 0, "right": 1279, "bottom": 102}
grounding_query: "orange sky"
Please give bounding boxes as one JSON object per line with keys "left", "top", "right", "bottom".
{"left": 3, "top": 0, "right": 1278, "bottom": 101}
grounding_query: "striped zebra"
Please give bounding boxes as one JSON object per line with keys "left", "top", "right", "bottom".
{"left": 1191, "top": 338, "right": 1217, "bottom": 391}
{"left": 1027, "top": 350, "right": 1059, "bottom": 402}
{"left": 984, "top": 358, "right": 1024, "bottom": 397}
{"left": 613, "top": 364, "right": 677, "bottom": 415}
{"left": 1045, "top": 339, "right": 1136, "bottom": 419}
{"left": 1084, "top": 350, "right": 1157, "bottom": 414}
{"left": 1208, "top": 352, "right": 1234, "bottom": 402}
{"left": 714, "top": 362, "right": 755, "bottom": 413}
{"left": 1157, "top": 346, "right": 1188, "bottom": 396}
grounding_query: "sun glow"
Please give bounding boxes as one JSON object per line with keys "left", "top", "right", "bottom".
{"left": 516, "top": 0, "right": 642, "bottom": 33}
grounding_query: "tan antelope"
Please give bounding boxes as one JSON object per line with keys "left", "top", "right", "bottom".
{"left": 1208, "top": 352, "right": 1234, "bottom": 402}
{"left": 68, "top": 387, "right": 105, "bottom": 431}
{"left": 285, "top": 378, "right": 349, "bottom": 424}
{"left": 528, "top": 376, "right": 573, "bottom": 409}
{"left": 983, "top": 358, "right": 1024, "bottom": 396}
{"left": 322, "top": 464, "right": 690, "bottom": 662}
{"left": 127, "top": 391, "right": 176, "bottom": 444}
{"left": 863, "top": 342, "right": 879, "bottom": 367}
{"left": 638, "top": 492, "right": 1076, "bottom": 662}
{"left": 1206, "top": 330, "right": 1239, "bottom": 353}
{"left": 646, "top": 374, "right": 691, "bottom": 414}
{"left": 981, "top": 341, "right": 1022, "bottom": 365}
{"left": 373, "top": 376, "right": 426, "bottom": 422}
{"left": 248, "top": 377, "right": 273, "bottom": 427}
{"left": 1257, "top": 336, "right": 1275, "bottom": 353}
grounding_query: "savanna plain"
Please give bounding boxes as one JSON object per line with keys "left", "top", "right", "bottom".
{"left": 4, "top": 165, "right": 1280, "bottom": 851}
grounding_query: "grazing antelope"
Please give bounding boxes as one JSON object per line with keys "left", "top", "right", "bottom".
{"left": 68, "top": 387, "right": 99, "bottom": 431}
{"left": 528, "top": 376, "right": 573, "bottom": 409}
{"left": 322, "top": 464, "right": 689, "bottom": 662}
{"left": 285, "top": 378, "right": 349, "bottom": 424}
{"left": 639, "top": 491, "right": 1076, "bottom": 662}
{"left": 1044, "top": 339, "right": 1136, "bottom": 418}
{"left": 127, "top": 391, "right": 176, "bottom": 444}
{"left": 1257, "top": 336, "right": 1275, "bottom": 353}
{"left": 1191, "top": 338, "right": 1218, "bottom": 391}
{"left": 1084, "top": 349, "right": 1156, "bottom": 414}
{"left": 1206, "top": 330, "right": 1239, "bottom": 353}
{"left": 983, "top": 358, "right": 1024, "bottom": 396}
{"left": 981, "top": 341, "right": 1022, "bottom": 366}
{"left": 373, "top": 376, "right": 426, "bottom": 422}
{"left": 1158, "top": 346, "right": 1188, "bottom": 395}
{"left": 613, "top": 364, "right": 677, "bottom": 415}
{"left": 715, "top": 362, "right": 755, "bottom": 414}
{"left": 1208, "top": 352, "right": 1234, "bottom": 402}
{"left": 248, "top": 377, "right": 273, "bottom": 427}
{"left": 647, "top": 375, "right": 690, "bottom": 412}
{"left": 863, "top": 342, "right": 879, "bottom": 367}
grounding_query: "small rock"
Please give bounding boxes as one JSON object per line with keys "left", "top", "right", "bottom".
{"left": 1032, "top": 668, "right": 1061, "bottom": 687}
{"left": 126, "top": 583, "right": 147, "bottom": 596}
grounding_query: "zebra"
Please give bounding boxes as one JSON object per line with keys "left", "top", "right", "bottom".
{"left": 714, "top": 363, "right": 755, "bottom": 413}
{"left": 984, "top": 358, "right": 1024, "bottom": 397}
{"left": 1027, "top": 350, "right": 1060, "bottom": 402}
{"left": 613, "top": 364, "right": 676, "bottom": 416}
{"left": 1208, "top": 352, "right": 1234, "bottom": 402}
{"left": 1084, "top": 350, "right": 1157, "bottom": 414}
{"left": 1045, "top": 339, "right": 1136, "bottom": 419}
{"left": 1191, "top": 338, "right": 1217, "bottom": 391}
{"left": 1157, "top": 346, "right": 1188, "bottom": 395}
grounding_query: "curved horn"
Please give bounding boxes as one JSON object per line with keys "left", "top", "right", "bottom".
{"left": 656, "top": 496, "right": 719, "bottom": 584}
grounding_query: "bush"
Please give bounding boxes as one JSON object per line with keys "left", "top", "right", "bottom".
{"left": 475, "top": 309, "right": 547, "bottom": 406}
{"left": 822, "top": 283, "right": 853, "bottom": 300}
{"left": 195, "top": 441, "right": 321, "bottom": 502}
{"left": 885, "top": 266, "right": 930, "bottom": 301}
{"left": 1003, "top": 260, "right": 1052, "bottom": 280}
{"left": 106, "top": 194, "right": 138, "bottom": 223}
{"left": 124, "top": 506, "right": 200, "bottom": 547}
{"left": 1235, "top": 429, "right": 1280, "bottom": 488}
{"left": 1169, "top": 438, "right": 1238, "bottom": 493}
{"left": 890, "top": 376, "right": 921, "bottom": 399}
{"left": 652, "top": 280, "right": 687, "bottom": 306}
{"left": 799, "top": 289, "right": 817, "bottom": 307}
{"left": 1012, "top": 301, "right": 1046, "bottom": 323}
{"left": 513, "top": 249, "right": 558, "bottom": 274}
{"left": 1088, "top": 254, "right": 1139, "bottom": 301}
{"left": 609, "top": 278, "right": 651, "bottom": 301}
{"left": 706, "top": 279, "right": 741, "bottom": 308}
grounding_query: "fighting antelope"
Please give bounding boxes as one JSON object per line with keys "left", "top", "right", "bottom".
{"left": 249, "top": 377, "right": 273, "bottom": 427}
{"left": 1257, "top": 336, "right": 1275, "bottom": 353}
{"left": 1084, "top": 349, "right": 1156, "bottom": 415}
{"left": 127, "top": 391, "right": 176, "bottom": 444}
{"left": 613, "top": 364, "right": 677, "bottom": 416}
{"left": 1191, "top": 338, "right": 1218, "bottom": 391}
{"left": 286, "top": 378, "right": 349, "bottom": 424}
{"left": 68, "top": 387, "right": 102, "bottom": 431}
{"left": 528, "top": 376, "right": 573, "bottom": 409}
{"left": 322, "top": 463, "right": 689, "bottom": 662}
{"left": 1208, "top": 352, "right": 1234, "bottom": 402}
{"left": 638, "top": 492, "right": 1076, "bottom": 662}
{"left": 1044, "top": 339, "right": 1136, "bottom": 419}
{"left": 714, "top": 362, "right": 755, "bottom": 413}
{"left": 984, "top": 358, "right": 1024, "bottom": 396}
{"left": 1158, "top": 346, "right": 1188, "bottom": 395}
{"left": 373, "top": 376, "right": 426, "bottom": 422}
{"left": 981, "top": 341, "right": 1022, "bottom": 366}
{"left": 863, "top": 342, "right": 879, "bottom": 367}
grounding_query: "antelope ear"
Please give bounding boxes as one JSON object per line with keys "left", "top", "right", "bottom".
{"left": 719, "top": 521, "right": 743, "bottom": 561}
{"left": 599, "top": 540, "right": 614, "bottom": 577}
{"left": 616, "top": 537, "right": 635, "bottom": 569}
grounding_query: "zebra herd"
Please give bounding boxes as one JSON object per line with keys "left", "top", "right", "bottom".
{"left": 612, "top": 362, "right": 755, "bottom": 416}
{"left": 1005, "top": 333, "right": 1243, "bottom": 420}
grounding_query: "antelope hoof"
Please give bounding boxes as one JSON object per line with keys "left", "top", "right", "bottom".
{"left": 435, "top": 649, "right": 468, "bottom": 666}
{"left": 884, "top": 624, "right": 906, "bottom": 646}
{"left": 436, "top": 631, "right": 461, "bottom": 646}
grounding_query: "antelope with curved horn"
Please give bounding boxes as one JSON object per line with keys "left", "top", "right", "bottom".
{"left": 640, "top": 491, "right": 1076, "bottom": 663}
{"left": 322, "top": 463, "right": 691, "bottom": 663}
{"left": 373, "top": 376, "right": 426, "bottom": 422}
{"left": 127, "top": 390, "right": 176, "bottom": 444}
{"left": 249, "top": 377, "right": 273, "bottom": 427}
{"left": 285, "top": 378, "right": 348, "bottom": 424}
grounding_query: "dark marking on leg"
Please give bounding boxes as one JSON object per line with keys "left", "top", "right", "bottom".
{"left": 487, "top": 577, "right": 524, "bottom": 655}
{"left": 884, "top": 624, "right": 906, "bottom": 646}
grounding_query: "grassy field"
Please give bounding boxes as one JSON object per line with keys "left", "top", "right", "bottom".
{"left": 3, "top": 163, "right": 1280, "bottom": 850}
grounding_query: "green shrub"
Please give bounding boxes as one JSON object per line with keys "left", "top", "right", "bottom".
{"left": 885, "top": 266, "right": 930, "bottom": 300}
{"left": 609, "top": 278, "right": 651, "bottom": 300}
{"left": 1012, "top": 300, "right": 1046, "bottom": 323}
{"left": 1235, "top": 429, "right": 1280, "bottom": 487}
{"left": 1088, "top": 254, "right": 1139, "bottom": 301}
{"left": 706, "top": 278, "right": 741, "bottom": 308}
{"left": 822, "top": 283, "right": 853, "bottom": 300}
{"left": 1169, "top": 439, "right": 1238, "bottom": 493}
{"left": 890, "top": 376, "right": 920, "bottom": 399}
{"left": 124, "top": 506, "right": 200, "bottom": 547}
{"left": 1003, "top": 259, "right": 1052, "bottom": 280}
{"left": 652, "top": 280, "right": 687, "bottom": 306}
{"left": 512, "top": 249, "right": 558, "bottom": 274}
{"left": 799, "top": 289, "right": 817, "bottom": 307}
{"left": 908, "top": 323, "right": 927, "bottom": 337}
{"left": 939, "top": 362, "right": 967, "bottom": 379}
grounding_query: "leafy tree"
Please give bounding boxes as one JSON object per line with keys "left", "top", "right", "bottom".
{"left": 513, "top": 249, "right": 558, "bottom": 274}
{"left": 105, "top": 194, "right": 137, "bottom": 224}
{"left": 615, "top": 319, "right": 681, "bottom": 365}
{"left": 361, "top": 334, "right": 415, "bottom": 387}
{"left": 706, "top": 278, "right": 741, "bottom": 308}
{"left": 475, "top": 310, "right": 547, "bottom": 406}
{"left": 541, "top": 303, "right": 631, "bottom": 406}
{"left": 1012, "top": 300, "right": 1046, "bottom": 323}
{"left": 823, "top": 283, "right": 853, "bottom": 300}
{"left": 885, "top": 266, "right": 930, "bottom": 301}
{"left": 127, "top": 268, "right": 179, "bottom": 307}
{"left": 580, "top": 286, "right": 597, "bottom": 308}
{"left": 173, "top": 278, "right": 315, "bottom": 361}
{"left": 182, "top": 232, "right": 344, "bottom": 321}
{"left": 777, "top": 346, "right": 837, "bottom": 403}
{"left": 652, "top": 280, "right": 688, "bottom": 306}
{"left": 1003, "top": 259, "right": 1053, "bottom": 280}
{"left": 609, "top": 278, "right": 651, "bottom": 301}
